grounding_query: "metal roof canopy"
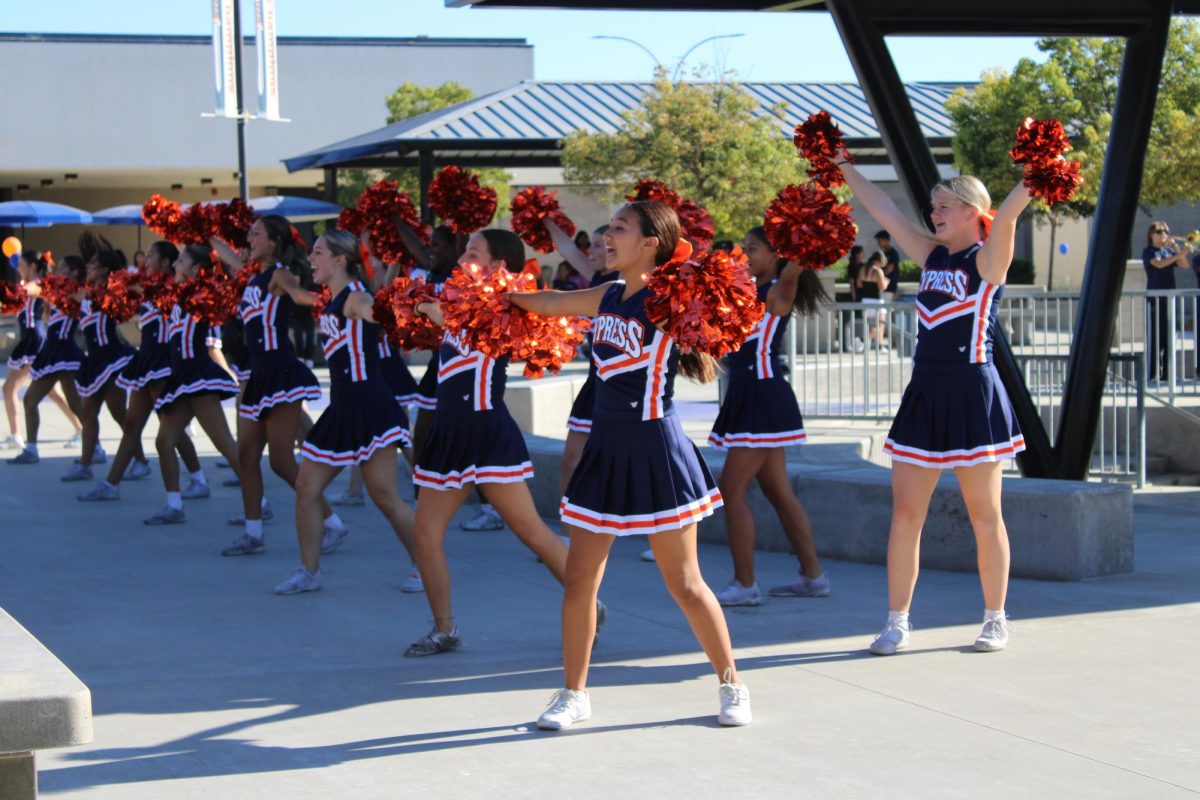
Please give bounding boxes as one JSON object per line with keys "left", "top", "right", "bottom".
{"left": 452, "top": 0, "right": 1180, "bottom": 483}
{"left": 282, "top": 79, "right": 963, "bottom": 173}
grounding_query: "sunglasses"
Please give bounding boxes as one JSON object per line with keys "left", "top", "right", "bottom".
{"left": 1152, "top": 227, "right": 1169, "bottom": 234}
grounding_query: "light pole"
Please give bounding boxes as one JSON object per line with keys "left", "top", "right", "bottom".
{"left": 591, "top": 33, "right": 744, "bottom": 80}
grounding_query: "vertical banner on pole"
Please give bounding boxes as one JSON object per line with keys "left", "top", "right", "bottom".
{"left": 211, "top": 0, "right": 239, "bottom": 118}
{"left": 255, "top": 0, "right": 281, "bottom": 121}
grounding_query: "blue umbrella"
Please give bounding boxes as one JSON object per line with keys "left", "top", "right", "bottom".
{"left": 247, "top": 196, "right": 343, "bottom": 222}
{"left": 0, "top": 200, "right": 93, "bottom": 230}
{"left": 91, "top": 204, "right": 147, "bottom": 225}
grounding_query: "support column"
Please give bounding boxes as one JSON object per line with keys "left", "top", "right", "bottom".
{"left": 1055, "top": 7, "right": 1171, "bottom": 478}
{"left": 418, "top": 150, "right": 434, "bottom": 225}
{"left": 0, "top": 752, "right": 36, "bottom": 800}
{"left": 827, "top": 0, "right": 1057, "bottom": 477}
{"left": 323, "top": 168, "right": 338, "bottom": 204}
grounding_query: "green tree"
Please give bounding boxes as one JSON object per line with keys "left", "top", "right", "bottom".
{"left": 946, "top": 18, "right": 1200, "bottom": 286}
{"left": 339, "top": 81, "right": 512, "bottom": 217}
{"left": 561, "top": 70, "right": 808, "bottom": 241}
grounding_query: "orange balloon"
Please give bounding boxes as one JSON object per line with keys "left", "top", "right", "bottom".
{"left": 1, "top": 237, "right": 21, "bottom": 258}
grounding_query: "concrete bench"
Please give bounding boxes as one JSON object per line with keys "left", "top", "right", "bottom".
{"left": 0, "top": 608, "right": 93, "bottom": 800}
{"left": 522, "top": 434, "right": 1134, "bottom": 581}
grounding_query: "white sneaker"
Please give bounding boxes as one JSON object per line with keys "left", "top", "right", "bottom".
{"left": 640, "top": 548, "right": 656, "bottom": 563}
{"left": 0, "top": 434, "right": 23, "bottom": 450}
{"left": 974, "top": 616, "right": 1009, "bottom": 652}
{"left": 715, "top": 579, "right": 763, "bottom": 607}
{"left": 274, "top": 566, "right": 322, "bottom": 595}
{"left": 718, "top": 670, "right": 752, "bottom": 726}
{"left": 869, "top": 620, "right": 911, "bottom": 655}
{"left": 537, "top": 689, "right": 591, "bottom": 731}
{"left": 181, "top": 479, "right": 211, "bottom": 500}
{"left": 319, "top": 523, "right": 350, "bottom": 555}
{"left": 123, "top": 459, "right": 152, "bottom": 480}
{"left": 460, "top": 507, "right": 504, "bottom": 531}
{"left": 64, "top": 432, "right": 82, "bottom": 448}
{"left": 768, "top": 573, "right": 831, "bottom": 598}
{"left": 400, "top": 564, "right": 424, "bottom": 593}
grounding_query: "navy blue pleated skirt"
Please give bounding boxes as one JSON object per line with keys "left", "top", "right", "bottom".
{"left": 6, "top": 329, "right": 42, "bottom": 369}
{"left": 155, "top": 357, "right": 240, "bottom": 412}
{"left": 709, "top": 377, "right": 807, "bottom": 449}
{"left": 413, "top": 405, "right": 533, "bottom": 490}
{"left": 238, "top": 351, "right": 321, "bottom": 420}
{"left": 412, "top": 357, "right": 438, "bottom": 411}
{"left": 562, "top": 414, "right": 722, "bottom": 537}
{"left": 379, "top": 352, "right": 421, "bottom": 405}
{"left": 567, "top": 372, "right": 597, "bottom": 433}
{"left": 884, "top": 362, "right": 1025, "bottom": 469}
{"left": 116, "top": 343, "right": 173, "bottom": 391}
{"left": 30, "top": 338, "right": 83, "bottom": 380}
{"left": 76, "top": 344, "right": 134, "bottom": 398}
{"left": 300, "top": 377, "right": 411, "bottom": 466}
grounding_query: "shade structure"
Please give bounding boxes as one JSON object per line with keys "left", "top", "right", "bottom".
{"left": 247, "top": 195, "right": 343, "bottom": 222}
{"left": 0, "top": 200, "right": 93, "bottom": 227}
{"left": 91, "top": 204, "right": 147, "bottom": 225}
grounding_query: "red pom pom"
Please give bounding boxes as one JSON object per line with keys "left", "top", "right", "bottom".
{"left": 793, "top": 110, "right": 853, "bottom": 188}
{"left": 1023, "top": 158, "right": 1083, "bottom": 205}
{"left": 374, "top": 276, "right": 443, "bottom": 351}
{"left": 644, "top": 241, "right": 764, "bottom": 359}
{"left": 341, "top": 181, "right": 429, "bottom": 268}
{"left": 98, "top": 269, "right": 140, "bottom": 322}
{"left": 231, "top": 260, "right": 262, "bottom": 298}
{"left": 142, "top": 194, "right": 183, "bottom": 239}
{"left": 763, "top": 184, "right": 858, "bottom": 268}
{"left": 510, "top": 187, "right": 576, "bottom": 254}
{"left": 626, "top": 180, "right": 715, "bottom": 252}
{"left": 429, "top": 166, "right": 498, "bottom": 235}
{"left": 310, "top": 285, "right": 332, "bottom": 322}
{"left": 40, "top": 275, "right": 82, "bottom": 318}
{"left": 440, "top": 262, "right": 587, "bottom": 376}
{"left": 1009, "top": 117, "right": 1071, "bottom": 165}
{"left": 213, "top": 198, "right": 258, "bottom": 250}
{"left": 178, "top": 269, "right": 238, "bottom": 326}
{"left": 175, "top": 203, "right": 217, "bottom": 246}
{"left": 140, "top": 270, "right": 180, "bottom": 314}
{"left": 0, "top": 281, "right": 26, "bottom": 314}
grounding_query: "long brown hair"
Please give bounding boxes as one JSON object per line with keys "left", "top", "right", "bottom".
{"left": 625, "top": 201, "right": 718, "bottom": 384}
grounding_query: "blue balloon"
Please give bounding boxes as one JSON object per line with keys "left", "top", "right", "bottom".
{"left": 7, "top": 254, "right": 17, "bottom": 268}
{"left": 1058, "top": 242, "right": 1069, "bottom": 255}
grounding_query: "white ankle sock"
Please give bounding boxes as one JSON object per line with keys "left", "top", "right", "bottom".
{"left": 261, "top": 497, "right": 270, "bottom": 510}
{"left": 245, "top": 519, "right": 264, "bottom": 539}
{"left": 985, "top": 609, "right": 1006, "bottom": 622}
{"left": 887, "top": 610, "right": 910, "bottom": 627}
{"left": 324, "top": 511, "right": 344, "bottom": 529}
{"left": 25, "top": 443, "right": 38, "bottom": 455}
{"left": 190, "top": 470, "right": 207, "bottom": 485}
{"left": 165, "top": 492, "right": 183, "bottom": 510}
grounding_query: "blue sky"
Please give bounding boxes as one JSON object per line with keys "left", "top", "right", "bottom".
{"left": 3, "top": 0, "right": 1048, "bottom": 83}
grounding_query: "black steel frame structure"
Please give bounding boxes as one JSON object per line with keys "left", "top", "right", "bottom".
{"left": 459, "top": 0, "right": 1181, "bottom": 481}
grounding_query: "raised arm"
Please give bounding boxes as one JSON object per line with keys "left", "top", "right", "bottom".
{"left": 765, "top": 262, "right": 803, "bottom": 317}
{"left": 507, "top": 283, "right": 609, "bottom": 318}
{"left": 835, "top": 149, "right": 939, "bottom": 266}
{"left": 272, "top": 267, "right": 319, "bottom": 306}
{"left": 546, "top": 219, "right": 593, "bottom": 278}
{"left": 976, "top": 182, "right": 1033, "bottom": 285}
{"left": 394, "top": 216, "right": 432, "bottom": 269}
{"left": 209, "top": 237, "right": 246, "bottom": 273}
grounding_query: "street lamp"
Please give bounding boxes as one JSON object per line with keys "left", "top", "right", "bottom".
{"left": 591, "top": 33, "right": 744, "bottom": 80}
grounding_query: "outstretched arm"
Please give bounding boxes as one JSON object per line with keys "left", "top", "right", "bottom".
{"left": 394, "top": 216, "right": 432, "bottom": 269}
{"left": 507, "top": 284, "right": 609, "bottom": 318}
{"left": 273, "top": 268, "right": 319, "bottom": 306}
{"left": 835, "top": 148, "right": 939, "bottom": 266}
{"left": 977, "top": 182, "right": 1033, "bottom": 284}
{"left": 209, "top": 238, "right": 246, "bottom": 273}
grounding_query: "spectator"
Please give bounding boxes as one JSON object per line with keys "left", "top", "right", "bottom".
{"left": 1142, "top": 221, "right": 1190, "bottom": 382}
{"left": 846, "top": 245, "right": 865, "bottom": 302}
{"left": 713, "top": 240, "right": 735, "bottom": 253}
{"left": 133, "top": 250, "right": 146, "bottom": 269}
{"left": 874, "top": 230, "right": 901, "bottom": 301}
{"left": 552, "top": 261, "right": 588, "bottom": 290}
{"left": 857, "top": 251, "right": 889, "bottom": 351}
{"left": 573, "top": 230, "right": 591, "bottom": 253}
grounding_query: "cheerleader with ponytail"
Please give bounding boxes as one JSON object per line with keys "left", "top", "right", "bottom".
{"left": 707, "top": 226, "right": 829, "bottom": 608}
{"left": 271, "top": 230, "right": 417, "bottom": 595}
{"left": 508, "top": 201, "right": 751, "bottom": 730}
{"left": 6, "top": 253, "right": 85, "bottom": 464}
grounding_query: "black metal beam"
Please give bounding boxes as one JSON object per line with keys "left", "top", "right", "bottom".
{"left": 418, "top": 149, "right": 435, "bottom": 225}
{"left": 1054, "top": 5, "right": 1171, "bottom": 479}
{"left": 318, "top": 154, "right": 563, "bottom": 170}
{"left": 828, "top": 0, "right": 1058, "bottom": 477}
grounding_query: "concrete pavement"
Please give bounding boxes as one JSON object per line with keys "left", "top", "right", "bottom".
{"left": 0, "top": 388, "right": 1197, "bottom": 799}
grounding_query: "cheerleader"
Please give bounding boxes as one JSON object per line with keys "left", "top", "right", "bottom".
{"left": 271, "top": 230, "right": 417, "bottom": 594}
{"left": 403, "top": 228, "right": 599, "bottom": 657}
{"left": 216, "top": 215, "right": 346, "bottom": 557}
{"left": 7, "top": 255, "right": 85, "bottom": 465}
{"left": 509, "top": 201, "right": 750, "bottom": 730}
{"left": 77, "top": 241, "right": 209, "bottom": 506}
{"left": 124, "top": 246, "right": 241, "bottom": 525}
{"left": 61, "top": 236, "right": 138, "bottom": 482}
{"left": 834, "top": 150, "right": 1031, "bottom": 655}
{"left": 708, "top": 227, "right": 828, "bottom": 607}
{"left": 2, "top": 250, "right": 82, "bottom": 453}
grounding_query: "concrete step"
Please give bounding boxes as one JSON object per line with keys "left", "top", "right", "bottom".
{"left": 1145, "top": 472, "right": 1200, "bottom": 487}
{"left": 1145, "top": 454, "right": 1172, "bottom": 475}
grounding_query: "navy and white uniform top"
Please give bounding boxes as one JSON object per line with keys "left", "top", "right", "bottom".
{"left": 79, "top": 298, "right": 121, "bottom": 351}
{"left": 435, "top": 328, "right": 509, "bottom": 413}
{"left": 726, "top": 281, "right": 788, "bottom": 381}
{"left": 166, "top": 305, "right": 213, "bottom": 361}
{"left": 238, "top": 263, "right": 295, "bottom": 356}
{"left": 319, "top": 281, "right": 380, "bottom": 386}
{"left": 138, "top": 301, "right": 170, "bottom": 348}
{"left": 913, "top": 243, "right": 1002, "bottom": 366}
{"left": 15, "top": 292, "right": 45, "bottom": 337}
{"left": 589, "top": 281, "right": 678, "bottom": 423}
{"left": 45, "top": 302, "right": 78, "bottom": 341}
